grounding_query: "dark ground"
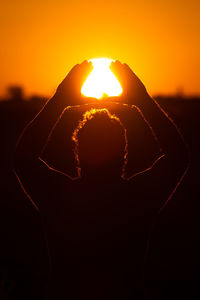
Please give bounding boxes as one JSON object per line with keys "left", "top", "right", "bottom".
{"left": 0, "top": 92, "right": 200, "bottom": 299}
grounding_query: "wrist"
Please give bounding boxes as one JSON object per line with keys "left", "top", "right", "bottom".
{"left": 50, "top": 94, "right": 68, "bottom": 112}
{"left": 135, "top": 93, "right": 152, "bottom": 109}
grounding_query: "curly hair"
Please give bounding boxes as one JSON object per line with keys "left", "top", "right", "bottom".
{"left": 72, "top": 108, "right": 128, "bottom": 178}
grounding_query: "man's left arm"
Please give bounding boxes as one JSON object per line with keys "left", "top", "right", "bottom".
{"left": 111, "top": 61, "right": 190, "bottom": 212}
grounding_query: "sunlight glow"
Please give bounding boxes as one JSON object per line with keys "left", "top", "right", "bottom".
{"left": 81, "top": 58, "right": 123, "bottom": 99}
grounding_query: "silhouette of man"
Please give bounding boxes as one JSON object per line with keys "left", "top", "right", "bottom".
{"left": 14, "top": 60, "right": 189, "bottom": 299}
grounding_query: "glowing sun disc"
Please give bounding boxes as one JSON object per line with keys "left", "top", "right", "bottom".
{"left": 81, "top": 58, "right": 123, "bottom": 99}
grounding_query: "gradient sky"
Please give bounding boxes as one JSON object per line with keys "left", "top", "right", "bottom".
{"left": 0, "top": 0, "right": 199, "bottom": 98}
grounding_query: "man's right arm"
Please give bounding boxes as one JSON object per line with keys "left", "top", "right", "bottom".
{"left": 14, "top": 95, "right": 71, "bottom": 210}
{"left": 14, "top": 61, "right": 93, "bottom": 210}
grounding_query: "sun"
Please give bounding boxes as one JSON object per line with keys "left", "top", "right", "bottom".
{"left": 81, "top": 58, "right": 123, "bottom": 99}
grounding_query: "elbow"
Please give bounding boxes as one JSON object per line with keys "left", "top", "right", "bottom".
{"left": 166, "top": 143, "right": 191, "bottom": 174}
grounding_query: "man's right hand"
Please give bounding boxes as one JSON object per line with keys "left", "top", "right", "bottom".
{"left": 54, "top": 60, "right": 94, "bottom": 108}
{"left": 110, "top": 61, "right": 150, "bottom": 107}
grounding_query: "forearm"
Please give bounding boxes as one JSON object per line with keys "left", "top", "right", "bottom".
{"left": 15, "top": 95, "right": 66, "bottom": 163}
{"left": 134, "top": 95, "right": 188, "bottom": 162}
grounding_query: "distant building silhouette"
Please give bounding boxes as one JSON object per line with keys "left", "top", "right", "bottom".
{"left": 7, "top": 86, "right": 24, "bottom": 102}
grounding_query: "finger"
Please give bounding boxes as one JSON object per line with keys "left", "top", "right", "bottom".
{"left": 67, "top": 64, "right": 80, "bottom": 77}
{"left": 61, "top": 61, "right": 89, "bottom": 83}
{"left": 76, "top": 61, "right": 93, "bottom": 87}
{"left": 60, "top": 61, "right": 93, "bottom": 95}
{"left": 110, "top": 61, "right": 126, "bottom": 87}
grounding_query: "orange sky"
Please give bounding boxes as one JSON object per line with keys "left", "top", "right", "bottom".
{"left": 0, "top": 0, "right": 199, "bottom": 98}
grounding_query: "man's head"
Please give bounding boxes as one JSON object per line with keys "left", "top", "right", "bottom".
{"left": 72, "top": 108, "right": 128, "bottom": 180}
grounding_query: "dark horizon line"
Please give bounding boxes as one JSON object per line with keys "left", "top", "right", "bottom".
{"left": 1, "top": 94, "right": 200, "bottom": 102}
